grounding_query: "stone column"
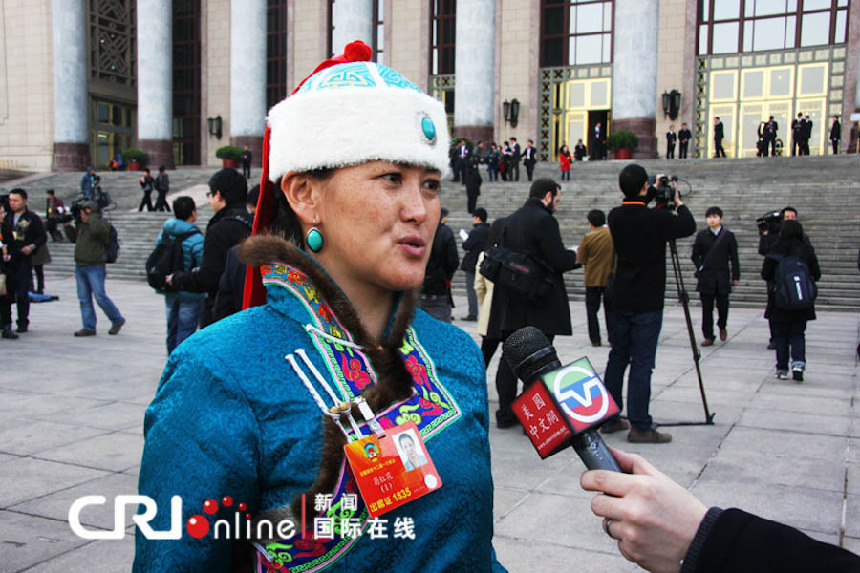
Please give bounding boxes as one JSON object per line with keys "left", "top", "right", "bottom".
{"left": 51, "top": 0, "right": 89, "bottom": 171}
{"left": 453, "top": 0, "right": 495, "bottom": 143}
{"left": 612, "top": 0, "right": 659, "bottom": 158}
{"left": 230, "top": 0, "right": 266, "bottom": 167}
{"left": 331, "top": 0, "right": 374, "bottom": 55}
{"left": 138, "top": 0, "right": 174, "bottom": 168}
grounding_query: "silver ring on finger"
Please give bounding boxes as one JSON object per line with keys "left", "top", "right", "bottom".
{"left": 603, "top": 518, "right": 616, "bottom": 540}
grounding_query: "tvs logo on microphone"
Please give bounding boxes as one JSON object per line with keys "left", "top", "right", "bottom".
{"left": 545, "top": 357, "right": 619, "bottom": 434}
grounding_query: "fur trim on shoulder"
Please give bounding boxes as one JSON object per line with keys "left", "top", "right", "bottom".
{"left": 240, "top": 233, "right": 420, "bottom": 529}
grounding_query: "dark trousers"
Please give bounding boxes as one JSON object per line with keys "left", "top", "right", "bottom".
{"left": 511, "top": 160, "right": 520, "bottom": 181}
{"left": 139, "top": 190, "right": 154, "bottom": 212}
{"left": 560, "top": 169, "right": 571, "bottom": 180}
{"left": 481, "top": 337, "right": 500, "bottom": 368}
{"left": 46, "top": 219, "right": 64, "bottom": 241}
{"left": 765, "top": 137, "right": 776, "bottom": 156}
{"left": 464, "top": 271, "right": 478, "bottom": 318}
{"left": 525, "top": 161, "right": 535, "bottom": 181}
{"left": 666, "top": 144, "right": 675, "bottom": 159}
{"left": 31, "top": 265, "right": 45, "bottom": 294}
{"left": 604, "top": 310, "right": 663, "bottom": 431}
{"left": 700, "top": 291, "right": 729, "bottom": 340}
{"left": 792, "top": 135, "right": 801, "bottom": 156}
{"left": 154, "top": 191, "right": 170, "bottom": 212}
{"left": 242, "top": 161, "right": 251, "bottom": 179}
{"left": 715, "top": 139, "right": 726, "bottom": 158}
{"left": 9, "top": 260, "right": 32, "bottom": 328}
{"left": 496, "top": 333, "right": 554, "bottom": 425}
{"left": 831, "top": 140, "right": 839, "bottom": 154}
{"left": 771, "top": 319, "right": 806, "bottom": 371}
{"left": 0, "top": 291, "right": 11, "bottom": 329}
{"left": 679, "top": 141, "right": 689, "bottom": 158}
{"left": 585, "top": 286, "right": 611, "bottom": 345}
{"left": 466, "top": 190, "right": 479, "bottom": 214}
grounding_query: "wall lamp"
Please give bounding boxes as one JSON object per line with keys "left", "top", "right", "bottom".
{"left": 206, "top": 115, "right": 223, "bottom": 139}
{"left": 503, "top": 98, "right": 520, "bottom": 128}
{"left": 661, "top": 90, "right": 681, "bottom": 120}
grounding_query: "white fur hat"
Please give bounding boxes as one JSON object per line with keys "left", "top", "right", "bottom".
{"left": 266, "top": 41, "right": 450, "bottom": 181}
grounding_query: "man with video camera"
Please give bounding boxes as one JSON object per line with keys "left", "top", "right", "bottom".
{"left": 599, "top": 164, "right": 696, "bottom": 444}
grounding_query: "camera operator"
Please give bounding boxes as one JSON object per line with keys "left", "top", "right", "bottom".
{"left": 757, "top": 206, "right": 811, "bottom": 349}
{"left": 599, "top": 164, "right": 696, "bottom": 443}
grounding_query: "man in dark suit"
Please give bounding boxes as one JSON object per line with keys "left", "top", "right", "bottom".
{"left": 666, "top": 125, "right": 677, "bottom": 159}
{"left": 460, "top": 207, "right": 489, "bottom": 321}
{"left": 791, "top": 113, "right": 804, "bottom": 156}
{"left": 763, "top": 115, "right": 778, "bottom": 157}
{"left": 713, "top": 117, "right": 726, "bottom": 158}
{"left": 692, "top": 206, "right": 740, "bottom": 347}
{"left": 678, "top": 123, "right": 692, "bottom": 158}
{"left": 510, "top": 137, "right": 522, "bottom": 180}
{"left": 522, "top": 139, "right": 538, "bottom": 181}
{"left": 593, "top": 122, "right": 606, "bottom": 160}
{"left": 801, "top": 115, "right": 812, "bottom": 155}
{"left": 487, "top": 179, "right": 579, "bottom": 428}
{"left": 830, "top": 116, "right": 841, "bottom": 155}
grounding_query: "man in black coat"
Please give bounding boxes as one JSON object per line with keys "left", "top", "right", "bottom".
{"left": 600, "top": 164, "right": 696, "bottom": 444}
{"left": 522, "top": 139, "right": 538, "bottom": 181}
{"left": 829, "top": 116, "right": 841, "bottom": 154}
{"left": 167, "top": 168, "right": 253, "bottom": 328}
{"left": 487, "top": 179, "right": 579, "bottom": 428}
{"left": 460, "top": 207, "right": 489, "bottom": 322}
{"left": 666, "top": 125, "right": 677, "bottom": 159}
{"left": 420, "top": 207, "right": 459, "bottom": 323}
{"left": 763, "top": 115, "right": 778, "bottom": 157}
{"left": 692, "top": 206, "right": 740, "bottom": 347}
{"left": 713, "top": 117, "right": 726, "bottom": 158}
{"left": 510, "top": 137, "right": 522, "bottom": 180}
{"left": 801, "top": 114, "right": 812, "bottom": 156}
{"left": 678, "top": 123, "right": 692, "bottom": 158}
{"left": 791, "top": 113, "right": 804, "bottom": 156}
{"left": 1, "top": 189, "right": 46, "bottom": 334}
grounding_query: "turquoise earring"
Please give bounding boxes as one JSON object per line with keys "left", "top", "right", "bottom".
{"left": 306, "top": 227, "right": 324, "bottom": 253}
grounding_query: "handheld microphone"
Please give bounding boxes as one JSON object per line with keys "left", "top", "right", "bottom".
{"left": 504, "top": 326, "right": 621, "bottom": 472}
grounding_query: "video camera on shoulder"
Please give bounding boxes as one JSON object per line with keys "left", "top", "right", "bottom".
{"left": 756, "top": 210, "right": 781, "bottom": 235}
{"left": 648, "top": 174, "right": 679, "bottom": 210}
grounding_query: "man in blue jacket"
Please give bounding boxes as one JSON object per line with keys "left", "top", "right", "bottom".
{"left": 154, "top": 196, "right": 204, "bottom": 353}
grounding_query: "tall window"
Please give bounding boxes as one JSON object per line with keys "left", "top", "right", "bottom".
{"left": 541, "top": 0, "right": 613, "bottom": 67}
{"left": 698, "top": 0, "right": 850, "bottom": 55}
{"left": 267, "top": 0, "right": 288, "bottom": 109}
{"left": 89, "top": 0, "right": 136, "bottom": 86}
{"left": 173, "top": 0, "right": 201, "bottom": 165}
{"left": 431, "top": 0, "right": 456, "bottom": 75}
{"left": 373, "top": 0, "right": 385, "bottom": 65}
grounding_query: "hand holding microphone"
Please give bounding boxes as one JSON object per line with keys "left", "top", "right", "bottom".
{"left": 503, "top": 326, "right": 620, "bottom": 471}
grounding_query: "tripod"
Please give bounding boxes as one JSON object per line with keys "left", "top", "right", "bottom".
{"left": 660, "top": 238, "right": 715, "bottom": 426}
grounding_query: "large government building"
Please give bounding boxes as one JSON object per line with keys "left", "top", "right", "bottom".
{"left": 1, "top": 0, "right": 857, "bottom": 172}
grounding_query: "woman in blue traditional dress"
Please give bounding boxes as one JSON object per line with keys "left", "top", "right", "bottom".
{"left": 134, "top": 41, "right": 506, "bottom": 572}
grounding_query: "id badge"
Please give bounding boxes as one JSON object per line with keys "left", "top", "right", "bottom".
{"left": 343, "top": 421, "right": 441, "bottom": 517}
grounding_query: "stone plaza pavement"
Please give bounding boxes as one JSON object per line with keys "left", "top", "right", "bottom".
{"left": 1, "top": 274, "right": 858, "bottom": 572}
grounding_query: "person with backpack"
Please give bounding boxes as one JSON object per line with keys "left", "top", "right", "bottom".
{"left": 63, "top": 201, "right": 125, "bottom": 337}
{"left": 166, "top": 168, "right": 252, "bottom": 328}
{"left": 153, "top": 166, "right": 171, "bottom": 212}
{"left": 150, "top": 196, "right": 204, "bottom": 353}
{"left": 761, "top": 219, "right": 821, "bottom": 381}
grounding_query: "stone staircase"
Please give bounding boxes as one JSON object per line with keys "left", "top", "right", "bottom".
{"left": 7, "top": 157, "right": 860, "bottom": 310}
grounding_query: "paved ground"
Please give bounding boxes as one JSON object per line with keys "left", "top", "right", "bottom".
{"left": 1, "top": 273, "right": 858, "bottom": 572}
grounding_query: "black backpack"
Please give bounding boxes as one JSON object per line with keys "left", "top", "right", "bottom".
{"left": 146, "top": 230, "right": 200, "bottom": 292}
{"left": 106, "top": 224, "right": 120, "bottom": 264}
{"left": 771, "top": 253, "right": 817, "bottom": 310}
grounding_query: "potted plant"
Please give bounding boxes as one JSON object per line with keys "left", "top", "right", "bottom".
{"left": 607, "top": 130, "right": 639, "bottom": 160}
{"left": 121, "top": 148, "right": 148, "bottom": 171}
{"left": 216, "top": 145, "right": 243, "bottom": 168}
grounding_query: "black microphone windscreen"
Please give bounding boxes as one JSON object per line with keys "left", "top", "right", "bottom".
{"left": 503, "top": 326, "right": 560, "bottom": 384}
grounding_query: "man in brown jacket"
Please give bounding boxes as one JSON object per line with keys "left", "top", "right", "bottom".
{"left": 577, "top": 209, "right": 613, "bottom": 346}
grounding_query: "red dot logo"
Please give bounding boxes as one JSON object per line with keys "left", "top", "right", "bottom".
{"left": 238, "top": 502, "right": 247, "bottom": 511}
{"left": 222, "top": 496, "right": 233, "bottom": 508}
{"left": 203, "top": 499, "right": 219, "bottom": 515}
{"left": 186, "top": 516, "right": 210, "bottom": 539}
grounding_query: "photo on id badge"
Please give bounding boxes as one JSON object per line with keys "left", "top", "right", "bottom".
{"left": 396, "top": 429, "right": 428, "bottom": 472}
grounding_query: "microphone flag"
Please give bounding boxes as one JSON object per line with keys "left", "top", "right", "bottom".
{"left": 512, "top": 356, "right": 619, "bottom": 459}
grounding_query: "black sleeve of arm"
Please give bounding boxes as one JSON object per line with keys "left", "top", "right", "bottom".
{"left": 692, "top": 508, "right": 860, "bottom": 573}
{"left": 537, "top": 216, "right": 578, "bottom": 272}
{"left": 729, "top": 233, "right": 740, "bottom": 280}
{"left": 173, "top": 232, "right": 229, "bottom": 294}
{"left": 691, "top": 233, "right": 704, "bottom": 266}
{"left": 30, "top": 215, "right": 47, "bottom": 248}
{"left": 444, "top": 235, "right": 459, "bottom": 279}
{"left": 668, "top": 205, "right": 697, "bottom": 239}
